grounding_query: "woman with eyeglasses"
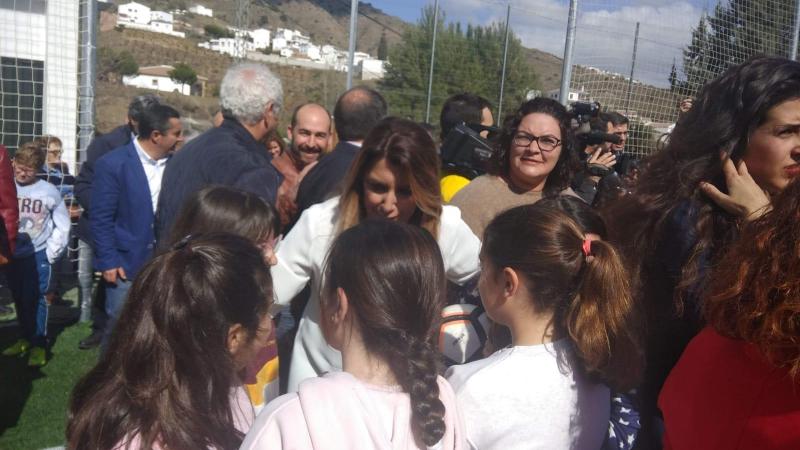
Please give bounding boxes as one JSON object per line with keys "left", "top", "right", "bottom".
{"left": 450, "top": 97, "right": 578, "bottom": 238}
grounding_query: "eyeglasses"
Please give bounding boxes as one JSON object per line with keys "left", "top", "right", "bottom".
{"left": 512, "top": 133, "right": 561, "bottom": 151}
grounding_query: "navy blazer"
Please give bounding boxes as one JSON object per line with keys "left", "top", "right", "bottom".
{"left": 74, "top": 124, "right": 133, "bottom": 246}
{"left": 91, "top": 142, "right": 160, "bottom": 279}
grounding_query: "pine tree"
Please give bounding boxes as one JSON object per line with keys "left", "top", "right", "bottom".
{"left": 377, "top": 31, "right": 388, "bottom": 60}
{"left": 679, "top": 0, "right": 796, "bottom": 96}
{"left": 379, "top": 5, "right": 540, "bottom": 123}
{"left": 668, "top": 60, "right": 678, "bottom": 92}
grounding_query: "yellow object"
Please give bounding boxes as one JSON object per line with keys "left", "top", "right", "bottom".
{"left": 441, "top": 174, "right": 471, "bottom": 203}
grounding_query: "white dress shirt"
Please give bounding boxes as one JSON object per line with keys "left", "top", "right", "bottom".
{"left": 133, "top": 138, "right": 168, "bottom": 213}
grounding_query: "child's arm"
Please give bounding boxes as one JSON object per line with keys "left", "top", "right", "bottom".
{"left": 46, "top": 193, "right": 70, "bottom": 264}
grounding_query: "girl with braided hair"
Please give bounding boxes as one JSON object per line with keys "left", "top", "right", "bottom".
{"left": 448, "top": 203, "right": 642, "bottom": 450}
{"left": 242, "top": 220, "right": 465, "bottom": 449}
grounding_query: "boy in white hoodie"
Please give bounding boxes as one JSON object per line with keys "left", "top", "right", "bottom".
{"left": 2, "top": 142, "right": 69, "bottom": 367}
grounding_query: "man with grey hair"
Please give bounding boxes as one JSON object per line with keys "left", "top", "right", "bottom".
{"left": 155, "top": 63, "right": 284, "bottom": 245}
{"left": 74, "top": 93, "right": 162, "bottom": 349}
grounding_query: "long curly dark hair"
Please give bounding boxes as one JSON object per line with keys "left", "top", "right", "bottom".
{"left": 606, "top": 56, "right": 800, "bottom": 311}
{"left": 488, "top": 97, "right": 576, "bottom": 196}
{"left": 705, "top": 178, "right": 800, "bottom": 377}
{"left": 67, "top": 233, "right": 272, "bottom": 450}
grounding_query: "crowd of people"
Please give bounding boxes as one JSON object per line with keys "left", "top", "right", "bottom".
{"left": 0, "top": 55, "right": 798, "bottom": 449}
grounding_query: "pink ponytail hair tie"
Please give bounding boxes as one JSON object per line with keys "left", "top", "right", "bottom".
{"left": 582, "top": 238, "right": 593, "bottom": 257}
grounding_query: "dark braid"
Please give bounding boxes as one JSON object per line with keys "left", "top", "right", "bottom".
{"left": 324, "top": 220, "right": 451, "bottom": 447}
{"left": 387, "top": 335, "right": 446, "bottom": 446}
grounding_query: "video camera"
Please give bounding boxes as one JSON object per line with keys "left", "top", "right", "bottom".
{"left": 440, "top": 122, "right": 499, "bottom": 180}
{"left": 569, "top": 101, "right": 621, "bottom": 150}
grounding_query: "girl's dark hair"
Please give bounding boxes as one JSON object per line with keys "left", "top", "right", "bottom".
{"left": 705, "top": 178, "right": 800, "bottom": 378}
{"left": 489, "top": 97, "right": 576, "bottom": 195}
{"left": 536, "top": 196, "right": 608, "bottom": 238}
{"left": 167, "top": 185, "right": 280, "bottom": 250}
{"left": 324, "top": 220, "right": 447, "bottom": 446}
{"left": 482, "top": 204, "right": 642, "bottom": 391}
{"left": 67, "top": 233, "right": 273, "bottom": 450}
{"left": 337, "top": 117, "right": 442, "bottom": 237}
{"left": 606, "top": 57, "right": 800, "bottom": 311}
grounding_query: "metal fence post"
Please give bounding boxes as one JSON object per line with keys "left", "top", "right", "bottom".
{"left": 558, "top": 0, "right": 578, "bottom": 105}
{"left": 424, "top": 0, "right": 440, "bottom": 123}
{"left": 346, "top": 0, "right": 358, "bottom": 89}
{"left": 624, "top": 22, "right": 640, "bottom": 115}
{"left": 498, "top": 3, "right": 511, "bottom": 120}
{"left": 77, "top": 0, "right": 97, "bottom": 163}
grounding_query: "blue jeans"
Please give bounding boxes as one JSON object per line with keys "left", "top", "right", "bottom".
{"left": 100, "top": 277, "right": 132, "bottom": 354}
{"left": 6, "top": 250, "right": 51, "bottom": 347}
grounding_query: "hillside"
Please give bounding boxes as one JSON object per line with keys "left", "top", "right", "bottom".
{"left": 118, "top": 0, "right": 408, "bottom": 56}
{"left": 95, "top": 28, "right": 350, "bottom": 133}
{"left": 96, "top": 0, "right": 679, "bottom": 135}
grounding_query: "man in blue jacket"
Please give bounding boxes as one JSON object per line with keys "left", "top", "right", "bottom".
{"left": 74, "top": 94, "right": 161, "bottom": 349}
{"left": 155, "top": 63, "right": 283, "bottom": 245}
{"left": 91, "top": 104, "right": 183, "bottom": 351}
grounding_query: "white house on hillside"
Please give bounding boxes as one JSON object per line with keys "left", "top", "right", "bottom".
{"left": 188, "top": 4, "right": 213, "bottom": 17}
{"left": 250, "top": 28, "right": 271, "bottom": 50}
{"left": 118, "top": 1, "right": 151, "bottom": 25}
{"left": 117, "top": 2, "right": 185, "bottom": 37}
{"left": 359, "top": 58, "right": 386, "bottom": 80}
{"left": 122, "top": 65, "right": 206, "bottom": 96}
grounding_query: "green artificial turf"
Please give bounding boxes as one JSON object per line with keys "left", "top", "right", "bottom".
{"left": 0, "top": 288, "right": 98, "bottom": 450}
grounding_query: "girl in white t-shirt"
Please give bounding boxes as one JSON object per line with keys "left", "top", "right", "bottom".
{"left": 242, "top": 220, "right": 466, "bottom": 450}
{"left": 447, "top": 203, "right": 642, "bottom": 450}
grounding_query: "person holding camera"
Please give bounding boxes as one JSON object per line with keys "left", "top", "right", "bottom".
{"left": 570, "top": 112, "right": 636, "bottom": 206}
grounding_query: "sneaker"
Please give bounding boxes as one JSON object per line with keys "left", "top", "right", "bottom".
{"left": 2, "top": 338, "right": 30, "bottom": 357}
{"left": 78, "top": 330, "right": 102, "bottom": 350}
{"left": 27, "top": 346, "right": 47, "bottom": 367}
{"left": 0, "top": 304, "right": 15, "bottom": 322}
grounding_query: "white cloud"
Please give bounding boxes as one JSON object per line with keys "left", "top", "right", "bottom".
{"left": 437, "top": 0, "right": 702, "bottom": 86}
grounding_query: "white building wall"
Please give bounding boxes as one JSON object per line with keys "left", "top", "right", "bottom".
{"left": 118, "top": 2, "right": 151, "bottom": 25}
{"left": 123, "top": 74, "right": 190, "bottom": 95}
{"left": 188, "top": 5, "right": 213, "bottom": 17}
{"left": 250, "top": 28, "right": 270, "bottom": 50}
{"left": 0, "top": 0, "right": 79, "bottom": 170}
{"left": 360, "top": 59, "right": 386, "bottom": 80}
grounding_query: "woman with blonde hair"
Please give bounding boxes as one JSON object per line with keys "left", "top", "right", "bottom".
{"left": 272, "top": 117, "right": 480, "bottom": 393}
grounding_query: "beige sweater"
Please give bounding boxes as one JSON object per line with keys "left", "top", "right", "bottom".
{"left": 449, "top": 175, "right": 577, "bottom": 238}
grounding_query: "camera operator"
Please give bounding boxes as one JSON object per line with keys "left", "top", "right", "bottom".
{"left": 572, "top": 113, "right": 627, "bottom": 205}
{"left": 438, "top": 93, "right": 494, "bottom": 202}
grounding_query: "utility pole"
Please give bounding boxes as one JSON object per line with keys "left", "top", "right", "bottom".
{"left": 346, "top": 0, "right": 358, "bottom": 89}
{"left": 498, "top": 3, "right": 511, "bottom": 119}
{"left": 625, "top": 22, "right": 640, "bottom": 115}
{"left": 424, "top": 0, "right": 440, "bottom": 123}
{"left": 558, "top": 0, "right": 578, "bottom": 105}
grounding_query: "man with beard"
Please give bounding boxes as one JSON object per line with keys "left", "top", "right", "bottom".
{"left": 271, "top": 103, "right": 331, "bottom": 228}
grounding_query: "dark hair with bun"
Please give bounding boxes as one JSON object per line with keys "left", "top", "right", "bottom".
{"left": 323, "top": 219, "right": 447, "bottom": 446}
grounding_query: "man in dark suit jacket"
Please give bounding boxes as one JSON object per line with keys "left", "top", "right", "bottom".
{"left": 294, "top": 86, "right": 387, "bottom": 220}
{"left": 92, "top": 104, "right": 182, "bottom": 351}
{"left": 74, "top": 94, "right": 161, "bottom": 349}
{"left": 155, "top": 63, "right": 283, "bottom": 245}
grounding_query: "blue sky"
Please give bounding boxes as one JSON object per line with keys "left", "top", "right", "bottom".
{"left": 367, "top": 0, "right": 710, "bottom": 87}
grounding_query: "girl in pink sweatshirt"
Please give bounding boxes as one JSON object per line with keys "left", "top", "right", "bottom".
{"left": 242, "top": 220, "right": 466, "bottom": 450}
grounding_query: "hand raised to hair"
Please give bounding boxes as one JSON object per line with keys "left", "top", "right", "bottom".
{"left": 700, "top": 156, "right": 771, "bottom": 221}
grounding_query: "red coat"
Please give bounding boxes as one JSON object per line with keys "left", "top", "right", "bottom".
{"left": 0, "top": 145, "right": 18, "bottom": 260}
{"left": 659, "top": 327, "right": 800, "bottom": 450}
